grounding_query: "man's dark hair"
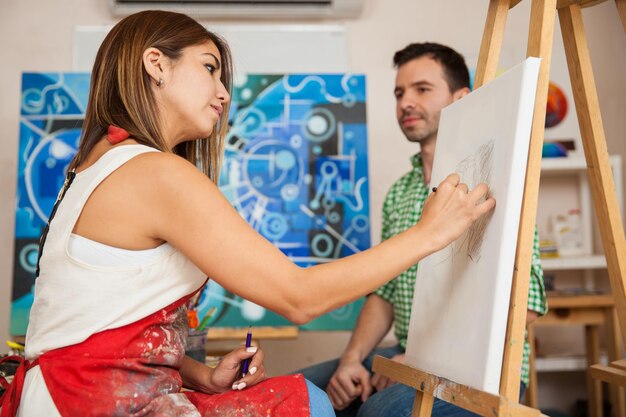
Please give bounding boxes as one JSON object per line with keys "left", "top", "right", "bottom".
{"left": 393, "top": 42, "right": 470, "bottom": 93}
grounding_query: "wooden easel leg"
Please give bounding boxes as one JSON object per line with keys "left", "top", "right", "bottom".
{"left": 498, "top": 0, "right": 557, "bottom": 402}
{"left": 411, "top": 391, "right": 434, "bottom": 417}
{"left": 616, "top": 0, "right": 626, "bottom": 32}
{"left": 559, "top": 4, "right": 626, "bottom": 349}
{"left": 474, "top": 0, "right": 510, "bottom": 88}
{"left": 606, "top": 308, "right": 626, "bottom": 417}
{"left": 585, "top": 325, "right": 603, "bottom": 417}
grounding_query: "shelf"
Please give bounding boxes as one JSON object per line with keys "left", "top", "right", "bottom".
{"left": 541, "top": 254, "right": 607, "bottom": 271}
{"left": 541, "top": 155, "right": 588, "bottom": 173}
{"left": 540, "top": 155, "right": 620, "bottom": 175}
{"left": 535, "top": 352, "right": 608, "bottom": 372}
{"left": 545, "top": 293, "right": 613, "bottom": 308}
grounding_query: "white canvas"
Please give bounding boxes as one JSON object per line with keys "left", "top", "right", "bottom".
{"left": 404, "top": 58, "right": 541, "bottom": 394}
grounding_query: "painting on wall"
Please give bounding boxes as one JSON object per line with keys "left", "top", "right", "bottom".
{"left": 12, "top": 72, "right": 370, "bottom": 335}
{"left": 545, "top": 81, "right": 568, "bottom": 128}
{"left": 404, "top": 58, "right": 541, "bottom": 394}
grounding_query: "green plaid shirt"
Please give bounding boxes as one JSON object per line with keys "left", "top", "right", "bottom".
{"left": 374, "top": 153, "right": 547, "bottom": 385}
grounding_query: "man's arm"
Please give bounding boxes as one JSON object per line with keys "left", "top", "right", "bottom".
{"left": 340, "top": 294, "right": 395, "bottom": 363}
{"left": 527, "top": 227, "right": 549, "bottom": 323}
{"left": 325, "top": 178, "right": 400, "bottom": 409}
{"left": 326, "top": 294, "right": 394, "bottom": 410}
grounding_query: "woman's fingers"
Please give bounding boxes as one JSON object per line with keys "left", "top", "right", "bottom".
{"left": 475, "top": 195, "right": 496, "bottom": 216}
{"left": 468, "top": 182, "right": 488, "bottom": 201}
{"left": 421, "top": 174, "right": 496, "bottom": 251}
{"left": 441, "top": 173, "right": 461, "bottom": 187}
{"left": 433, "top": 175, "right": 460, "bottom": 197}
{"left": 456, "top": 182, "right": 469, "bottom": 194}
{"left": 246, "top": 345, "right": 264, "bottom": 369}
{"left": 435, "top": 176, "right": 488, "bottom": 205}
{"left": 230, "top": 345, "right": 267, "bottom": 389}
{"left": 468, "top": 183, "right": 496, "bottom": 217}
{"left": 235, "top": 364, "right": 266, "bottom": 389}
{"left": 223, "top": 345, "right": 258, "bottom": 366}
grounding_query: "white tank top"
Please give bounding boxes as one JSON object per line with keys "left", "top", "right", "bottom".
{"left": 68, "top": 233, "right": 172, "bottom": 267}
{"left": 25, "top": 144, "right": 206, "bottom": 359}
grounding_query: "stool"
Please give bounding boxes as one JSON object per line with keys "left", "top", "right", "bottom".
{"left": 527, "top": 294, "right": 625, "bottom": 417}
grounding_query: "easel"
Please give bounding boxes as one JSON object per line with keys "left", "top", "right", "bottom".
{"left": 372, "top": 0, "right": 626, "bottom": 416}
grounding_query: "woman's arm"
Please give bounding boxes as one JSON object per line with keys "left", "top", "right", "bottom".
{"left": 138, "top": 153, "right": 494, "bottom": 324}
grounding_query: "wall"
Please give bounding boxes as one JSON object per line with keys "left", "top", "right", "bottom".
{"left": 1, "top": 0, "right": 625, "bottom": 412}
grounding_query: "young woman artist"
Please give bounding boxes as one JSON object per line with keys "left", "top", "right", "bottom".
{"left": 0, "top": 10, "right": 495, "bottom": 417}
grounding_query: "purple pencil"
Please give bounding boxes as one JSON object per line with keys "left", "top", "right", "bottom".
{"left": 241, "top": 326, "right": 252, "bottom": 377}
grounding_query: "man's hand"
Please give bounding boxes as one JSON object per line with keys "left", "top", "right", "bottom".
{"left": 526, "top": 310, "right": 539, "bottom": 325}
{"left": 326, "top": 361, "right": 373, "bottom": 410}
{"left": 371, "top": 353, "right": 404, "bottom": 392}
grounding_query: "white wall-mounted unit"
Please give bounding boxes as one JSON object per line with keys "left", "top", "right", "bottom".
{"left": 110, "top": 0, "right": 364, "bottom": 19}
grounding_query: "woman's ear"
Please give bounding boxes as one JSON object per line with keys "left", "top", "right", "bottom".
{"left": 143, "top": 47, "right": 167, "bottom": 87}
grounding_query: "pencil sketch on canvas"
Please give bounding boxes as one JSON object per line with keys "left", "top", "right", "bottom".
{"left": 404, "top": 58, "right": 541, "bottom": 394}
{"left": 435, "top": 139, "right": 494, "bottom": 273}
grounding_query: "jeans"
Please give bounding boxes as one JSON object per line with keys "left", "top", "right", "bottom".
{"left": 299, "top": 346, "right": 527, "bottom": 417}
{"left": 298, "top": 345, "right": 403, "bottom": 417}
{"left": 357, "top": 381, "right": 527, "bottom": 417}
{"left": 306, "top": 379, "right": 336, "bottom": 417}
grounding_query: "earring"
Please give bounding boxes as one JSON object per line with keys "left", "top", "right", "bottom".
{"left": 157, "top": 79, "right": 164, "bottom": 87}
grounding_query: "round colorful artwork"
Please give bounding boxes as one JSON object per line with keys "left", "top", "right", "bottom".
{"left": 545, "top": 82, "right": 568, "bottom": 128}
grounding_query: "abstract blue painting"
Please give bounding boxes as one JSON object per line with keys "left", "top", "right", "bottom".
{"left": 12, "top": 72, "right": 370, "bottom": 334}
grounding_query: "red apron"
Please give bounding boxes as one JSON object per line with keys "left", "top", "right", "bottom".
{"left": 0, "top": 293, "right": 310, "bottom": 417}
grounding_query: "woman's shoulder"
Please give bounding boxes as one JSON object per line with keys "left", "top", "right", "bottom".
{"left": 125, "top": 149, "right": 198, "bottom": 173}
{"left": 121, "top": 150, "right": 210, "bottom": 192}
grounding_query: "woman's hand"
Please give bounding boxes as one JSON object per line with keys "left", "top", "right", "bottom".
{"left": 419, "top": 173, "right": 495, "bottom": 252}
{"left": 208, "top": 345, "right": 267, "bottom": 392}
{"left": 180, "top": 345, "right": 266, "bottom": 394}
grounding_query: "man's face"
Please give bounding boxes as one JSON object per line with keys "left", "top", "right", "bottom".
{"left": 394, "top": 57, "right": 456, "bottom": 144}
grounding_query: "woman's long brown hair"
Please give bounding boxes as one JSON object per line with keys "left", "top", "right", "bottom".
{"left": 69, "top": 10, "right": 232, "bottom": 183}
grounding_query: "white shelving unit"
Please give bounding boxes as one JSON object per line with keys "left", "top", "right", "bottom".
{"left": 528, "top": 155, "right": 625, "bottom": 413}
{"left": 540, "top": 154, "right": 623, "bottom": 286}
{"left": 534, "top": 154, "right": 623, "bottom": 374}
{"left": 535, "top": 352, "right": 608, "bottom": 372}
{"left": 541, "top": 254, "right": 607, "bottom": 271}
{"left": 542, "top": 154, "right": 623, "bottom": 175}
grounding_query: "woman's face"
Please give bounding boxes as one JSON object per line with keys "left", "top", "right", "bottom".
{"left": 158, "top": 40, "right": 230, "bottom": 147}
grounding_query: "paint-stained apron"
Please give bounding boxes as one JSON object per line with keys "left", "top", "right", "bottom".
{"left": 0, "top": 292, "right": 310, "bottom": 417}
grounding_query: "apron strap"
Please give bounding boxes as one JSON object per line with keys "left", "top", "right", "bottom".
{"left": 0, "top": 356, "right": 39, "bottom": 417}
